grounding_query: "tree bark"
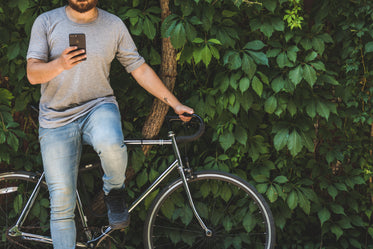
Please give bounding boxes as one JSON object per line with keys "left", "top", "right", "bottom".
{"left": 141, "top": 0, "right": 177, "bottom": 155}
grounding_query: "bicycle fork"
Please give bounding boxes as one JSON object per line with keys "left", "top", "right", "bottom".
{"left": 169, "top": 131, "right": 213, "bottom": 237}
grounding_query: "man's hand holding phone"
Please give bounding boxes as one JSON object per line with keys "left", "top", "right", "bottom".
{"left": 57, "top": 33, "right": 87, "bottom": 70}
{"left": 58, "top": 46, "right": 86, "bottom": 70}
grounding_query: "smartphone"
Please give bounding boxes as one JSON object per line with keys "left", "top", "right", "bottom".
{"left": 69, "top": 33, "right": 86, "bottom": 60}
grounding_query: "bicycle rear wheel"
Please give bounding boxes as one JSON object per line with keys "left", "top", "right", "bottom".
{"left": 144, "top": 171, "right": 275, "bottom": 249}
{"left": 0, "top": 171, "right": 51, "bottom": 249}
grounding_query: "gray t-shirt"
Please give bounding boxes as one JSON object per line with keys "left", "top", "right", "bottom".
{"left": 27, "top": 7, "right": 145, "bottom": 128}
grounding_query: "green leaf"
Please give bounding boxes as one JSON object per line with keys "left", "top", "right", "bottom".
{"left": 252, "top": 76, "right": 263, "bottom": 97}
{"left": 287, "top": 100, "right": 297, "bottom": 117}
{"left": 264, "top": 95, "right": 277, "bottom": 114}
{"left": 330, "top": 203, "right": 345, "bottom": 215}
{"left": 297, "top": 190, "right": 311, "bottom": 214}
{"left": 300, "top": 38, "right": 312, "bottom": 50}
{"left": 306, "top": 99, "right": 316, "bottom": 118}
{"left": 14, "top": 194, "right": 23, "bottom": 213}
{"left": 7, "top": 132, "right": 19, "bottom": 151}
{"left": 305, "top": 51, "right": 318, "bottom": 62}
{"left": 180, "top": 0, "right": 193, "bottom": 16}
{"left": 0, "top": 89, "right": 14, "bottom": 106}
{"left": 144, "top": 190, "right": 159, "bottom": 210}
{"left": 224, "top": 51, "right": 242, "bottom": 70}
{"left": 243, "top": 213, "right": 256, "bottom": 233}
{"left": 274, "top": 176, "right": 288, "bottom": 184}
{"left": 221, "top": 185, "right": 232, "bottom": 202}
{"left": 193, "top": 46, "right": 204, "bottom": 64}
{"left": 239, "top": 77, "right": 250, "bottom": 93}
{"left": 244, "top": 40, "right": 266, "bottom": 50}
{"left": 17, "top": 0, "right": 29, "bottom": 13}
{"left": 287, "top": 190, "right": 298, "bottom": 209}
{"left": 287, "top": 46, "right": 299, "bottom": 62}
{"left": 234, "top": 125, "right": 248, "bottom": 145}
{"left": 7, "top": 43, "right": 20, "bottom": 60}
{"left": 331, "top": 225, "right": 343, "bottom": 240}
{"left": 271, "top": 76, "right": 285, "bottom": 93}
{"left": 143, "top": 17, "right": 156, "bottom": 40}
{"left": 288, "top": 130, "right": 302, "bottom": 156}
{"left": 192, "top": 37, "right": 204, "bottom": 44}
{"left": 260, "top": 21, "right": 274, "bottom": 38}
{"left": 247, "top": 51, "right": 269, "bottom": 66}
{"left": 327, "top": 185, "right": 338, "bottom": 200}
{"left": 150, "top": 46, "right": 161, "bottom": 65}
{"left": 365, "top": 41, "right": 373, "bottom": 53}
{"left": 273, "top": 128, "right": 289, "bottom": 151}
{"left": 219, "top": 132, "right": 235, "bottom": 151}
{"left": 312, "top": 37, "right": 325, "bottom": 54}
{"left": 201, "top": 45, "right": 212, "bottom": 66}
{"left": 170, "top": 22, "right": 186, "bottom": 49}
{"left": 300, "top": 131, "right": 314, "bottom": 152}
{"left": 223, "top": 216, "right": 233, "bottom": 232}
{"left": 222, "top": 10, "right": 237, "bottom": 17}
{"left": 161, "top": 14, "right": 179, "bottom": 37}
{"left": 263, "top": 0, "right": 277, "bottom": 12}
{"left": 266, "top": 185, "right": 278, "bottom": 202}
{"left": 267, "top": 48, "right": 281, "bottom": 58}
{"left": 321, "top": 74, "right": 339, "bottom": 85}
{"left": 310, "top": 61, "right": 326, "bottom": 71}
{"left": 242, "top": 54, "right": 256, "bottom": 79}
{"left": 136, "top": 169, "right": 148, "bottom": 188}
{"left": 256, "top": 183, "right": 268, "bottom": 193}
{"left": 316, "top": 101, "right": 330, "bottom": 120}
{"left": 318, "top": 208, "right": 331, "bottom": 226}
{"left": 303, "top": 64, "right": 317, "bottom": 87}
{"left": 161, "top": 198, "right": 175, "bottom": 220}
{"left": 289, "top": 65, "right": 303, "bottom": 86}
{"left": 276, "top": 52, "right": 290, "bottom": 68}
{"left": 208, "top": 38, "right": 222, "bottom": 45}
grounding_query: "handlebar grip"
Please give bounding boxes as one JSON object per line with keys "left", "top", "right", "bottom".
{"left": 166, "top": 114, "right": 205, "bottom": 144}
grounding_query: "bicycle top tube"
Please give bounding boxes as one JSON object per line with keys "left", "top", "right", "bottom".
{"left": 123, "top": 114, "right": 205, "bottom": 146}
{"left": 123, "top": 139, "right": 172, "bottom": 145}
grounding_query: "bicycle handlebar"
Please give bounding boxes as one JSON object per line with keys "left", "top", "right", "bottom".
{"left": 166, "top": 113, "right": 205, "bottom": 144}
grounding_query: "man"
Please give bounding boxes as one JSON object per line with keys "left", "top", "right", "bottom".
{"left": 26, "top": 0, "right": 194, "bottom": 248}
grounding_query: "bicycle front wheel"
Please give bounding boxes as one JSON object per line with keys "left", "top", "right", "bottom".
{"left": 0, "top": 171, "right": 51, "bottom": 249}
{"left": 144, "top": 171, "right": 275, "bottom": 249}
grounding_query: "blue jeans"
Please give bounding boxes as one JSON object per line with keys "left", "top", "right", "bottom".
{"left": 39, "top": 103, "right": 128, "bottom": 249}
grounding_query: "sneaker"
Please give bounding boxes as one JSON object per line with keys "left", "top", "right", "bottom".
{"left": 104, "top": 189, "right": 130, "bottom": 229}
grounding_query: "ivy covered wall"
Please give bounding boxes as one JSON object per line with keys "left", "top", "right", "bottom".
{"left": 1, "top": 0, "right": 373, "bottom": 248}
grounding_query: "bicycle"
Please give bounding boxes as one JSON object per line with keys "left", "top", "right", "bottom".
{"left": 0, "top": 114, "right": 275, "bottom": 249}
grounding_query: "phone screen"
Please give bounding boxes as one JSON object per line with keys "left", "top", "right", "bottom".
{"left": 69, "top": 33, "right": 86, "bottom": 60}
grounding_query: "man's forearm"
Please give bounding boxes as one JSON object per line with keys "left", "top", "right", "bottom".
{"left": 27, "top": 58, "right": 64, "bottom": 85}
{"left": 131, "top": 63, "right": 182, "bottom": 109}
{"left": 27, "top": 47, "right": 87, "bottom": 85}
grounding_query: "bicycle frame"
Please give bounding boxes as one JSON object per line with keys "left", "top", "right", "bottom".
{"left": 6, "top": 130, "right": 210, "bottom": 248}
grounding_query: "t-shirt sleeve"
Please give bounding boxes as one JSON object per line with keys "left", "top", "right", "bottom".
{"left": 116, "top": 22, "right": 145, "bottom": 73}
{"left": 27, "top": 15, "right": 49, "bottom": 62}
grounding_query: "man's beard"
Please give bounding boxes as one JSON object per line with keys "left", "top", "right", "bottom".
{"left": 68, "top": 0, "right": 98, "bottom": 13}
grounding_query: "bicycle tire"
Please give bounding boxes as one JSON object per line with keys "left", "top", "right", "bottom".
{"left": 144, "top": 170, "right": 275, "bottom": 249}
{"left": 0, "top": 171, "right": 51, "bottom": 249}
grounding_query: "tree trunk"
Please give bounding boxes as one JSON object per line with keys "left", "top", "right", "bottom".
{"left": 141, "top": 0, "right": 177, "bottom": 155}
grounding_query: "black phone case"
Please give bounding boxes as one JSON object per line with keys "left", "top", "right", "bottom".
{"left": 69, "top": 33, "right": 86, "bottom": 60}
